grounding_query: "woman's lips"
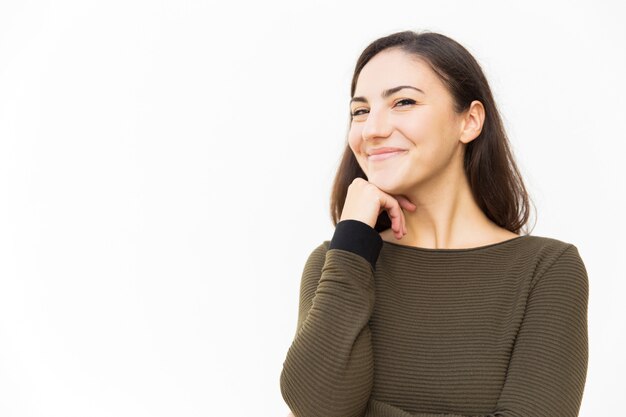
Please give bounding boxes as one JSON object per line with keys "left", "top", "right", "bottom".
{"left": 368, "top": 150, "right": 407, "bottom": 162}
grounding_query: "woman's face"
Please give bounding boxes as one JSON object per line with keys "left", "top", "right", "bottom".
{"left": 348, "top": 48, "right": 466, "bottom": 195}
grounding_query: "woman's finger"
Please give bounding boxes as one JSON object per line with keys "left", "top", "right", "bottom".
{"left": 386, "top": 196, "right": 405, "bottom": 239}
{"left": 379, "top": 194, "right": 396, "bottom": 228}
{"left": 395, "top": 194, "right": 417, "bottom": 211}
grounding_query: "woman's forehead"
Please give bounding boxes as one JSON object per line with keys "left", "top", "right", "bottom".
{"left": 354, "top": 50, "right": 439, "bottom": 98}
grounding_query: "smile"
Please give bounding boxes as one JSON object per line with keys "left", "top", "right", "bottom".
{"left": 367, "top": 150, "right": 408, "bottom": 162}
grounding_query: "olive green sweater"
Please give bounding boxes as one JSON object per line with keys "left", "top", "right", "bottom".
{"left": 280, "top": 220, "right": 589, "bottom": 417}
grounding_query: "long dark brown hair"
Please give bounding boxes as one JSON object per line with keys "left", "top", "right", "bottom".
{"left": 330, "top": 30, "right": 536, "bottom": 235}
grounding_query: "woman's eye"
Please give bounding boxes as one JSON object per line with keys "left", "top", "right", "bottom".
{"left": 350, "top": 99, "right": 416, "bottom": 118}
{"left": 396, "top": 98, "right": 416, "bottom": 106}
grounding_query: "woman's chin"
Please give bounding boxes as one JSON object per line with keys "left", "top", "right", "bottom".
{"left": 367, "top": 177, "right": 406, "bottom": 195}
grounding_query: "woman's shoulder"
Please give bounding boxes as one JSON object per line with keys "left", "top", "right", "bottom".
{"left": 477, "top": 233, "right": 584, "bottom": 270}
{"left": 520, "top": 235, "right": 587, "bottom": 289}
{"left": 519, "top": 234, "right": 582, "bottom": 258}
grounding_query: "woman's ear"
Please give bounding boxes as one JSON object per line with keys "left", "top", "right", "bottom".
{"left": 459, "top": 100, "right": 485, "bottom": 144}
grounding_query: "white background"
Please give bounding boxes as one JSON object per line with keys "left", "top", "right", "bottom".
{"left": 1, "top": 1, "right": 624, "bottom": 416}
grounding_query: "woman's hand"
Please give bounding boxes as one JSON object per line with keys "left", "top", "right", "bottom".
{"left": 340, "top": 178, "right": 417, "bottom": 240}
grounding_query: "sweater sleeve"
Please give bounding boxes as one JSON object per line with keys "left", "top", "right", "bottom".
{"left": 280, "top": 220, "right": 383, "bottom": 417}
{"left": 363, "top": 244, "right": 589, "bottom": 417}
{"left": 488, "top": 244, "right": 589, "bottom": 417}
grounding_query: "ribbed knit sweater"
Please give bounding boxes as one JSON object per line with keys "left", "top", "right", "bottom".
{"left": 280, "top": 220, "right": 589, "bottom": 417}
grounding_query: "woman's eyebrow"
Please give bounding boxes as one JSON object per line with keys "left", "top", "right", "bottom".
{"left": 350, "top": 85, "right": 425, "bottom": 104}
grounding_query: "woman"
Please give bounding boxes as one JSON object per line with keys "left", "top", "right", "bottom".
{"left": 280, "top": 30, "right": 588, "bottom": 417}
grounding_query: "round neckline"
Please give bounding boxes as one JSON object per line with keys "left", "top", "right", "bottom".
{"left": 382, "top": 234, "right": 529, "bottom": 253}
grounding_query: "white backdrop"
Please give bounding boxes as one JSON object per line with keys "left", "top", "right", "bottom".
{"left": 1, "top": 1, "right": 624, "bottom": 416}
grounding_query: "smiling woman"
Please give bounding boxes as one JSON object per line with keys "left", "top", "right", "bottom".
{"left": 279, "top": 30, "right": 588, "bottom": 417}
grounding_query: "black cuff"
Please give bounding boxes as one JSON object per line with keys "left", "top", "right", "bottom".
{"left": 329, "top": 220, "right": 383, "bottom": 270}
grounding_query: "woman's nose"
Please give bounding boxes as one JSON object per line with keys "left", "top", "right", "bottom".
{"left": 361, "top": 108, "right": 393, "bottom": 141}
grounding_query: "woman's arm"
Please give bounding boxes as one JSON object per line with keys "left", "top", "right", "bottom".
{"left": 485, "top": 244, "right": 589, "bottom": 417}
{"left": 279, "top": 220, "right": 383, "bottom": 417}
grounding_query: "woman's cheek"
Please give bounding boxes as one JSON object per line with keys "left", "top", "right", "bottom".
{"left": 347, "top": 130, "right": 363, "bottom": 155}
